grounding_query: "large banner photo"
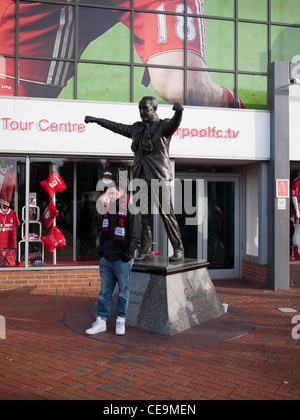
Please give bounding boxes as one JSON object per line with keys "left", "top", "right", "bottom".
{"left": 0, "top": 0, "right": 299, "bottom": 110}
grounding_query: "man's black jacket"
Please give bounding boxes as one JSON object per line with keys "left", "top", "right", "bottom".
{"left": 98, "top": 195, "right": 141, "bottom": 262}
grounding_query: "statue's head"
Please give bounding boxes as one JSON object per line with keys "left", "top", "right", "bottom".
{"left": 138, "top": 96, "right": 158, "bottom": 123}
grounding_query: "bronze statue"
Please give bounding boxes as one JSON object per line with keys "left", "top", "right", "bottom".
{"left": 85, "top": 96, "right": 184, "bottom": 261}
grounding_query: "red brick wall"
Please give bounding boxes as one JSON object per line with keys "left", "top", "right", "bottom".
{"left": 0, "top": 268, "right": 100, "bottom": 296}
{"left": 1, "top": 263, "right": 298, "bottom": 296}
{"left": 242, "top": 259, "right": 267, "bottom": 288}
{"left": 243, "top": 259, "right": 300, "bottom": 288}
{"left": 290, "top": 263, "right": 300, "bottom": 287}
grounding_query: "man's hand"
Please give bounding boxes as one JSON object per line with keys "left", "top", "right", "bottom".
{"left": 173, "top": 102, "right": 184, "bottom": 113}
{"left": 84, "top": 115, "right": 99, "bottom": 124}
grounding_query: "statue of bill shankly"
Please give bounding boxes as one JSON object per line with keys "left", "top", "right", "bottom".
{"left": 85, "top": 96, "right": 184, "bottom": 262}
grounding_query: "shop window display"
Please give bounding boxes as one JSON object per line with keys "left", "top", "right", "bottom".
{"left": 18, "top": 203, "right": 45, "bottom": 266}
{"left": 0, "top": 156, "right": 132, "bottom": 269}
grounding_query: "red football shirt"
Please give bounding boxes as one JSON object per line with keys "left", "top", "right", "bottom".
{"left": 0, "top": 207, "right": 20, "bottom": 249}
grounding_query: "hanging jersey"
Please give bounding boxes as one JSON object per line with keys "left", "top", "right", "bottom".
{"left": 0, "top": 207, "right": 20, "bottom": 249}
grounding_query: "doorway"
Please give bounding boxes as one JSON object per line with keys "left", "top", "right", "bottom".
{"left": 176, "top": 174, "right": 240, "bottom": 279}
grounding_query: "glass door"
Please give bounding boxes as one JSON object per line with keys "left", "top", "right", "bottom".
{"left": 204, "top": 177, "right": 240, "bottom": 279}
{"left": 174, "top": 177, "right": 204, "bottom": 260}
{"left": 176, "top": 174, "right": 240, "bottom": 279}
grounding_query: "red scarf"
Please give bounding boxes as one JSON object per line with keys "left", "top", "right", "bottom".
{"left": 101, "top": 194, "right": 129, "bottom": 244}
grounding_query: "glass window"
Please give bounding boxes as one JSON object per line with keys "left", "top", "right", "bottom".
{"left": 176, "top": 179, "right": 198, "bottom": 260}
{"left": 16, "top": 158, "right": 133, "bottom": 268}
{"left": 206, "top": 19, "right": 235, "bottom": 70}
{"left": 271, "top": 25, "right": 300, "bottom": 63}
{"left": 76, "top": 161, "right": 131, "bottom": 264}
{"left": 0, "top": 156, "right": 136, "bottom": 269}
{"left": 209, "top": 71, "right": 235, "bottom": 93}
{"left": 238, "top": 23, "right": 268, "bottom": 72}
{"left": 18, "top": 58, "right": 75, "bottom": 98}
{"left": 88, "top": 0, "right": 130, "bottom": 6}
{"left": 238, "top": 0, "right": 268, "bottom": 21}
{"left": 271, "top": 0, "right": 300, "bottom": 24}
{"left": 27, "top": 159, "right": 74, "bottom": 266}
{"left": 79, "top": 9, "right": 131, "bottom": 62}
{"left": 77, "top": 63, "right": 130, "bottom": 101}
{"left": 205, "top": 0, "right": 235, "bottom": 18}
{"left": 19, "top": 2, "right": 75, "bottom": 60}
{"left": 138, "top": 66, "right": 184, "bottom": 105}
{"left": 76, "top": 162, "right": 102, "bottom": 263}
{"left": 245, "top": 167, "right": 259, "bottom": 257}
{"left": 0, "top": 9, "right": 15, "bottom": 56}
{"left": 238, "top": 74, "right": 267, "bottom": 109}
{"left": 133, "top": 66, "right": 166, "bottom": 104}
{"left": 133, "top": 11, "right": 185, "bottom": 65}
{"left": 208, "top": 181, "right": 235, "bottom": 269}
{"left": 0, "top": 57, "right": 15, "bottom": 97}
{"left": 58, "top": 77, "right": 74, "bottom": 100}
{"left": 4, "top": 0, "right": 300, "bottom": 109}
{"left": 186, "top": 70, "right": 235, "bottom": 107}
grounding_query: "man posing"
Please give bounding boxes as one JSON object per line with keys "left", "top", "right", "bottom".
{"left": 85, "top": 181, "right": 141, "bottom": 336}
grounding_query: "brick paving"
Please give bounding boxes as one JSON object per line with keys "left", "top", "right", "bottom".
{"left": 0, "top": 280, "right": 299, "bottom": 400}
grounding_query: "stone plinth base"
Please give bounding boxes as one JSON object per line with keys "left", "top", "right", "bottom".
{"left": 108, "top": 258, "right": 224, "bottom": 336}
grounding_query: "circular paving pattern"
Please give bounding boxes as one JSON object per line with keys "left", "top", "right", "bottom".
{"left": 64, "top": 301, "right": 255, "bottom": 348}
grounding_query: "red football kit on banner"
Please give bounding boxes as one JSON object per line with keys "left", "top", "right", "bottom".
{"left": 0, "top": 207, "right": 20, "bottom": 249}
{"left": 0, "top": 0, "right": 206, "bottom": 95}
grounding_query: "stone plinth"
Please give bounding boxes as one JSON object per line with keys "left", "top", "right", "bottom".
{"left": 108, "top": 258, "right": 224, "bottom": 336}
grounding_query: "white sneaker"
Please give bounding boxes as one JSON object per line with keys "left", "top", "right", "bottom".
{"left": 85, "top": 316, "right": 107, "bottom": 335}
{"left": 115, "top": 316, "right": 126, "bottom": 335}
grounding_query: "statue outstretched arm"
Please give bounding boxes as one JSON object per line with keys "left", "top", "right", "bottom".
{"left": 84, "top": 116, "right": 133, "bottom": 138}
{"left": 85, "top": 116, "right": 101, "bottom": 124}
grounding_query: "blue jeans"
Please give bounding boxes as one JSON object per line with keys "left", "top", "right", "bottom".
{"left": 97, "top": 257, "right": 134, "bottom": 319}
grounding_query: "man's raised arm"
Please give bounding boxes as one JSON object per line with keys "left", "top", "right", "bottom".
{"left": 84, "top": 115, "right": 133, "bottom": 139}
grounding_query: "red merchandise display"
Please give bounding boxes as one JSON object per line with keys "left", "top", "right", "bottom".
{"left": 41, "top": 226, "right": 66, "bottom": 253}
{"left": 42, "top": 200, "right": 59, "bottom": 228}
{"left": 40, "top": 172, "right": 66, "bottom": 198}
{"left": 0, "top": 206, "right": 20, "bottom": 249}
{"left": 0, "top": 248, "right": 16, "bottom": 266}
